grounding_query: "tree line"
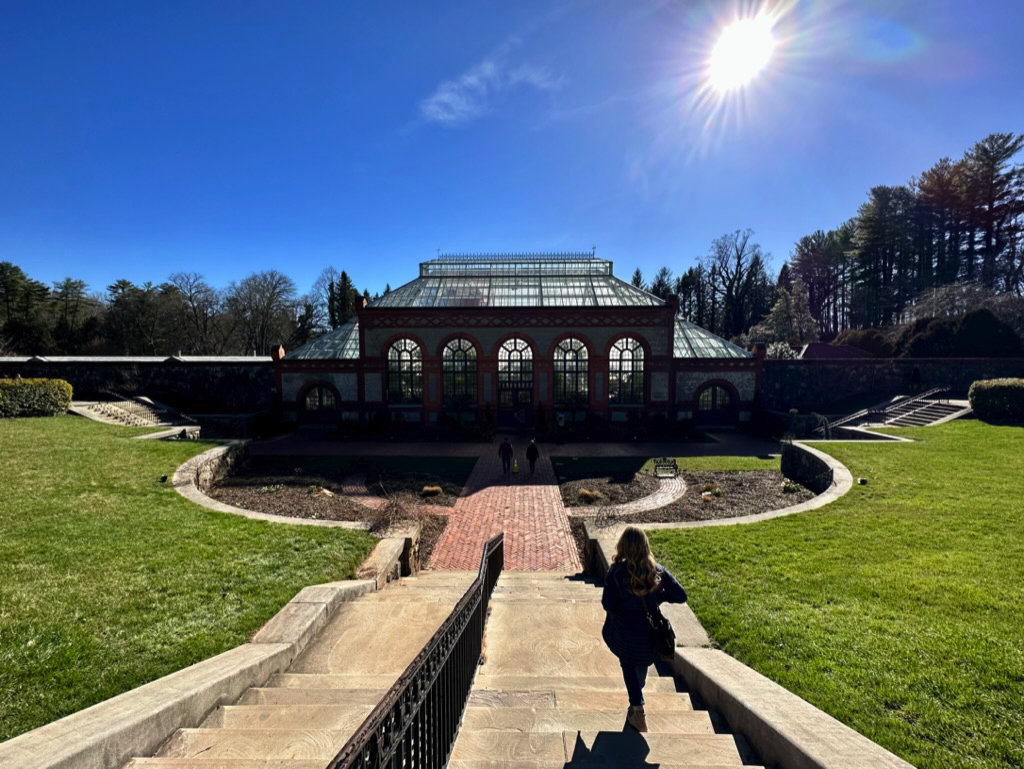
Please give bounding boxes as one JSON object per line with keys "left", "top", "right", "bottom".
{"left": 631, "top": 132, "right": 1024, "bottom": 350}
{"left": 0, "top": 264, "right": 373, "bottom": 356}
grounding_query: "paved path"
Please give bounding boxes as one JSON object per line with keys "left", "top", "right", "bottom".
{"left": 430, "top": 440, "right": 581, "bottom": 572}
{"left": 339, "top": 473, "right": 386, "bottom": 510}
{"left": 566, "top": 475, "right": 687, "bottom": 518}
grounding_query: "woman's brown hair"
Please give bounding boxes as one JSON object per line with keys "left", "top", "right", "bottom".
{"left": 612, "top": 526, "right": 661, "bottom": 595}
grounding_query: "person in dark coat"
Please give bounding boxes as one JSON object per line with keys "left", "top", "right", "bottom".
{"left": 498, "top": 437, "right": 514, "bottom": 474}
{"left": 526, "top": 440, "right": 540, "bottom": 474}
{"left": 601, "top": 526, "right": 687, "bottom": 732}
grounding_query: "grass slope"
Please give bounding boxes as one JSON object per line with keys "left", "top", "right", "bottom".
{"left": 0, "top": 416, "right": 375, "bottom": 741}
{"left": 650, "top": 421, "right": 1024, "bottom": 769}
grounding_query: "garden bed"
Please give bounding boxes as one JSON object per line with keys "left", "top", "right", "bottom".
{"left": 560, "top": 470, "right": 660, "bottom": 507}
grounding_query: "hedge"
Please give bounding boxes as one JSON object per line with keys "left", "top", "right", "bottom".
{"left": 968, "top": 378, "right": 1024, "bottom": 423}
{"left": 0, "top": 378, "right": 73, "bottom": 418}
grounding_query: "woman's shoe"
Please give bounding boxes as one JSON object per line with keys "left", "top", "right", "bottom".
{"left": 627, "top": 705, "right": 648, "bottom": 732}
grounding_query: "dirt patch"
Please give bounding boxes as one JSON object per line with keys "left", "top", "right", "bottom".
{"left": 560, "top": 471, "right": 660, "bottom": 508}
{"left": 366, "top": 494, "right": 449, "bottom": 565}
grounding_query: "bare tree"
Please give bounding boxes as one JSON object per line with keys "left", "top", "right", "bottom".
{"left": 703, "top": 230, "right": 773, "bottom": 338}
{"left": 224, "top": 270, "right": 298, "bottom": 355}
{"left": 168, "top": 272, "right": 226, "bottom": 354}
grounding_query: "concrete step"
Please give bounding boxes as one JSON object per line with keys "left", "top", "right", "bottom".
{"left": 160, "top": 728, "right": 344, "bottom": 761}
{"left": 267, "top": 673, "right": 397, "bottom": 690}
{"left": 238, "top": 687, "right": 385, "bottom": 706}
{"left": 468, "top": 689, "right": 693, "bottom": 711}
{"left": 203, "top": 703, "right": 373, "bottom": 731}
{"left": 472, "top": 674, "right": 679, "bottom": 693}
{"left": 126, "top": 760, "right": 324, "bottom": 769}
{"left": 451, "top": 731, "right": 746, "bottom": 765}
{"left": 461, "top": 706, "right": 714, "bottom": 733}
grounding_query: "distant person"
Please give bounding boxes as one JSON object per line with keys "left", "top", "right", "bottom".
{"left": 498, "top": 437, "right": 514, "bottom": 475}
{"left": 526, "top": 439, "right": 540, "bottom": 474}
{"left": 601, "top": 526, "right": 687, "bottom": 733}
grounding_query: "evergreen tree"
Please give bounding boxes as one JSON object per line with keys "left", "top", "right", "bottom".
{"left": 648, "top": 267, "right": 674, "bottom": 301}
{"left": 630, "top": 268, "right": 645, "bottom": 290}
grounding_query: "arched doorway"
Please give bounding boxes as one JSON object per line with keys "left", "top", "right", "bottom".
{"left": 497, "top": 337, "right": 533, "bottom": 430}
{"left": 695, "top": 383, "right": 738, "bottom": 427}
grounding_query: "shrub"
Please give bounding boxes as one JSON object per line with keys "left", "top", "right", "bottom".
{"left": 833, "top": 327, "right": 892, "bottom": 357}
{"left": 0, "top": 378, "right": 73, "bottom": 418}
{"left": 969, "top": 378, "right": 1024, "bottom": 423}
{"left": 578, "top": 488, "right": 603, "bottom": 504}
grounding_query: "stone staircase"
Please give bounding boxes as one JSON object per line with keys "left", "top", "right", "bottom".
{"left": 883, "top": 399, "right": 969, "bottom": 427}
{"left": 121, "top": 571, "right": 476, "bottom": 768}
{"left": 76, "top": 393, "right": 193, "bottom": 429}
{"left": 450, "top": 572, "right": 762, "bottom": 769}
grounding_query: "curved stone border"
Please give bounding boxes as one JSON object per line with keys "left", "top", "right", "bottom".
{"left": 565, "top": 475, "right": 687, "bottom": 517}
{"left": 172, "top": 442, "right": 368, "bottom": 531}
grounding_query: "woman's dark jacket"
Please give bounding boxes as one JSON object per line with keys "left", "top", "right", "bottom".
{"left": 601, "top": 561, "right": 687, "bottom": 665}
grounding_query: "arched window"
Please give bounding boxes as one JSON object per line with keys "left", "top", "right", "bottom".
{"left": 609, "top": 337, "right": 644, "bottom": 404}
{"left": 498, "top": 337, "right": 533, "bottom": 391}
{"left": 442, "top": 338, "right": 477, "bottom": 404}
{"left": 553, "top": 337, "right": 588, "bottom": 404}
{"left": 387, "top": 339, "right": 423, "bottom": 404}
{"left": 303, "top": 384, "right": 336, "bottom": 411}
{"left": 697, "top": 384, "right": 732, "bottom": 412}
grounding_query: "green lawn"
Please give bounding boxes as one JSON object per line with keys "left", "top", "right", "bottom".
{"left": 552, "top": 454, "right": 778, "bottom": 483}
{"left": 649, "top": 421, "right": 1024, "bottom": 769}
{"left": 0, "top": 416, "right": 376, "bottom": 741}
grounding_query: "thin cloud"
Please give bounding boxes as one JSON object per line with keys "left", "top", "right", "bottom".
{"left": 419, "top": 43, "right": 564, "bottom": 126}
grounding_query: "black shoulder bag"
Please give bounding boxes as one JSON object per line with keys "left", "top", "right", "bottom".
{"left": 640, "top": 592, "right": 676, "bottom": 661}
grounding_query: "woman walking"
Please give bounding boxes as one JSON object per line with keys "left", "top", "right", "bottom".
{"left": 601, "top": 526, "right": 687, "bottom": 732}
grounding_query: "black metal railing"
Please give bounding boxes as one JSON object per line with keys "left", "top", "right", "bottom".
{"left": 327, "top": 533, "right": 504, "bottom": 769}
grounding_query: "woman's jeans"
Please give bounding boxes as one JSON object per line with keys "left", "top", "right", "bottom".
{"left": 620, "top": 661, "right": 648, "bottom": 707}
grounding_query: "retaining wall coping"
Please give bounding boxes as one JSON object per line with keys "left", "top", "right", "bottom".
{"left": 172, "top": 442, "right": 369, "bottom": 530}
{"left": 0, "top": 579, "right": 375, "bottom": 769}
{"left": 674, "top": 648, "right": 915, "bottom": 769}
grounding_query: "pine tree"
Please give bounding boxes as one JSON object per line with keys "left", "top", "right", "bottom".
{"left": 630, "top": 268, "right": 645, "bottom": 290}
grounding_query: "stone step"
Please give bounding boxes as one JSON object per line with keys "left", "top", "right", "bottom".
{"left": 126, "top": 760, "right": 323, "bottom": 769}
{"left": 268, "top": 673, "right": 397, "bottom": 690}
{"left": 468, "top": 689, "right": 693, "bottom": 711}
{"left": 450, "top": 731, "right": 746, "bottom": 765}
{"left": 472, "top": 674, "right": 679, "bottom": 693}
{"left": 160, "top": 728, "right": 345, "bottom": 761}
{"left": 203, "top": 703, "right": 373, "bottom": 731}
{"left": 461, "top": 706, "right": 714, "bottom": 734}
{"left": 289, "top": 600, "right": 455, "bottom": 674}
{"left": 238, "top": 687, "right": 385, "bottom": 706}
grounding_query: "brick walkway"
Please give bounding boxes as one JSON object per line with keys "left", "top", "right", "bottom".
{"left": 430, "top": 440, "right": 582, "bottom": 572}
{"left": 565, "top": 475, "right": 687, "bottom": 518}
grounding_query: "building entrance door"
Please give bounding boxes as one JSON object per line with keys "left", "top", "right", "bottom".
{"left": 498, "top": 388, "right": 533, "bottom": 431}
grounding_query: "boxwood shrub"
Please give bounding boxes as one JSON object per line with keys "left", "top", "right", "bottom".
{"left": 968, "top": 378, "right": 1024, "bottom": 423}
{"left": 0, "top": 378, "right": 73, "bottom": 418}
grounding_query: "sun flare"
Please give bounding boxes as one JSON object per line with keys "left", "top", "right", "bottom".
{"left": 707, "top": 15, "right": 776, "bottom": 93}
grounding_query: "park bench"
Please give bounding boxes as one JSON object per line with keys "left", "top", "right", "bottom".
{"left": 653, "top": 458, "right": 679, "bottom": 478}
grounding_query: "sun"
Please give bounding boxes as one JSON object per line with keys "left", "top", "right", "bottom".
{"left": 707, "top": 14, "right": 776, "bottom": 93}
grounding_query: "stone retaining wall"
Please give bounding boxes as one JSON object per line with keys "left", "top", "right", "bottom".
{"left": 761, "top": 357, "right": 1024, "bottom": 411}
{"left": 0, "top": 359, "right": 274, "bottom": 412}
{"left": 781, "top": 441, "right": 833, "bottom": 494}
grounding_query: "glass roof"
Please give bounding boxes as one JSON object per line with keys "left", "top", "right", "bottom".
{"left": 674, "top": 318, "right": 753, "bottom": 359}
{"left": 372, "top": 254, "right": 663, "bottom": 309}
{"left": 285, "top": 318, "right": 360, "bottom": 360}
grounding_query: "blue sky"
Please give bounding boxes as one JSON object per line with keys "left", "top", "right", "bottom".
{"left": 3, "top": 0, "right": 1024, "bottom": 298}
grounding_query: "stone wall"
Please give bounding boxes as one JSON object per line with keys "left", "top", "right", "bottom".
{"left": 762, "top": 358, "right": 1024, "bottom": 411}
{"left": 781, "top": 441, "right": 834, "bottom": 494}
{"left": 0, "top": 359, "right": 274, "bottom": 412}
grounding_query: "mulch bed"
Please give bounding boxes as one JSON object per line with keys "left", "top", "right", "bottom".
{"left": 365, "top": 471, "right": 463, "bottom": 508}
{"left": 209, "top": 480, "right": 450, "bottom": 564}
{"left": 560, "top": 472, "right": 660, "bottom": 508}
{"left": 587, "top": 470, "right": 813, "bottom": 524}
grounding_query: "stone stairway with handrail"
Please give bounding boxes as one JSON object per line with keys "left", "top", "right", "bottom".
{"left": 120, "top": 571, "right": 476, "bottom": 768}
{"left": 449, "top": 572, "right": 762, "bottom": 769}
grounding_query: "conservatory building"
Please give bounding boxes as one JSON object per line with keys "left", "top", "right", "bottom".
{"left": 274, "top": 253, "right": 761, "bottom": 431}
